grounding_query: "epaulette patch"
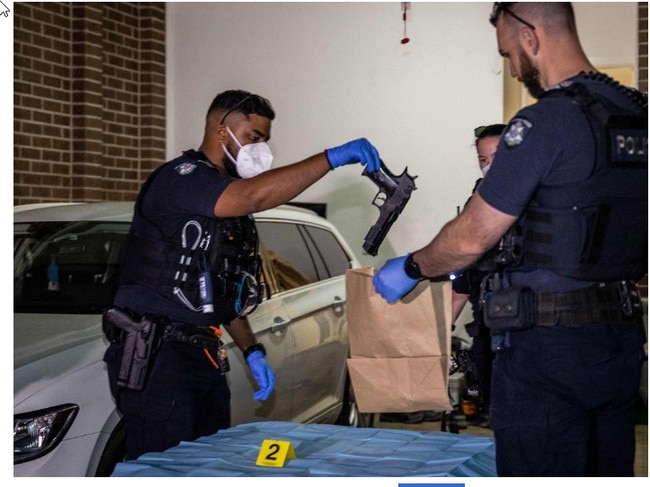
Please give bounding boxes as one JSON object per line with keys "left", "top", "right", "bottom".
{"left": 504, "top": 118, "right": 533, "bottom": 148}
{"left": 175, "top": 162, "right": 197, "bottom": 175}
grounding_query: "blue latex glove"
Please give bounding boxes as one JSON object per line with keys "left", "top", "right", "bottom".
{"left": 246, "top": 350, "right": 275, "bottom": 401}
{"left": 373, "top": 255, "right": 420, "bottom": 304}
{"left": 325, "top": 138, "right": 381, "bottom": 172}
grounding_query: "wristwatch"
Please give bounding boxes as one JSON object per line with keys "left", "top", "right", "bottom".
{"left": 404, "top": 253, "right": 424, "bottom": 280}
{"left": 243, "top": 343, "right": 266, "bottom": 360}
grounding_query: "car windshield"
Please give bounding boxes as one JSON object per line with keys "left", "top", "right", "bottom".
{"left": 14, "top": 221, "right": 130, "bottom": 314}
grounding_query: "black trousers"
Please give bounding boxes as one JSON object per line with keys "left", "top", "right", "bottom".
{"left": 104, "top": 340, "right": 231, "bottom": 460}
{"left": 490, "top": 321, "right": 645, "bottom": 476}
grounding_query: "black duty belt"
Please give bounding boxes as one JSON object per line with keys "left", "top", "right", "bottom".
{"left": 105, "top": 311, "right": 223, "bottom": 350}
{"left": 536, "top": 280, "right": 643, "bottom": 327}
{"left": 162, "top": 323, "right": 223, "bottom": 350}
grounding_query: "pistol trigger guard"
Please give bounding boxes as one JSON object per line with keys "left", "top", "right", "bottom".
{"left": 373, "top": 192, "right": 387, "bottom": 207}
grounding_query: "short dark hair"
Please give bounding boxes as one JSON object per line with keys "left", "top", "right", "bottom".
{"left": 207, "top": 89, "right": 276, "bottom": 122}
{"left": 474, "top": 124, "right": 506, "bottom": 140}
{"left": 491, "top": 3, "right": 577, "bottom": 34}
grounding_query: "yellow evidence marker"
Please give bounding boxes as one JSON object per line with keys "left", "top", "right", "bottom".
{"left": 255, "top": 439, "right": 297, "bottom": 468}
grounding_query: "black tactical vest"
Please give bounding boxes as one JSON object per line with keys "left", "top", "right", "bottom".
{"left": 500, "top": 81, "right": 647, "bottom": 282}
{"left": 119, "top": 158, "right": 262, "bottom": 319}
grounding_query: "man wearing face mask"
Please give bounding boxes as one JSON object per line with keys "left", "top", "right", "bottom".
{"left": 374, "top": 3, "right": 646, "bottom": 476}
{"left": 450, "top": 124, "right": 505, "bottom": 426}
{"left": 104, "top": 89, "right": 381, "bottom": 461}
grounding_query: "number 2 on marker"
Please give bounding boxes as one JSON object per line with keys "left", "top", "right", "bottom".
{"left": 265, "top": 442, "right": 280, "bottom": 461}
{"left": 256, "top": 439, "right": 296, "bottom": 467}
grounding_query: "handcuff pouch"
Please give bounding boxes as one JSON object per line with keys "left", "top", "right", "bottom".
{"left": 483, "top": 286, "right": 535, "bottom": 333}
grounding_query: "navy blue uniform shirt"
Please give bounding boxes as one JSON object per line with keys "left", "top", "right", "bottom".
{"left": 115, "top": 151, "right": 234, "bottom": 326}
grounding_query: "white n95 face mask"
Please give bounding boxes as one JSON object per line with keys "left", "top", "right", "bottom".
{"left": 481, "top": 164, "right": 491, "bottom": 177}
{"left": 222, "top": 127, "right": 273, "bottom": 178}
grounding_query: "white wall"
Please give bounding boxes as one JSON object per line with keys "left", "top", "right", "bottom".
{"left": 167, "top": 2, "right": 637, "bottom": 268}
{"left": 574, "top": 2, "right": 638, "bottom": 68}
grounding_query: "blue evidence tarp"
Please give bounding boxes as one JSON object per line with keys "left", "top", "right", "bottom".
{"left": 112, "top": 421, "right": 496, "bottom": 477}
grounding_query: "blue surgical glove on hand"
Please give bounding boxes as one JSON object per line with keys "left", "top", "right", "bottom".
{"left": 325, "top": 138, "right": 381, "bottom": 173}
{"left": 246, "top": 350, "right": 275, "bottom": 401}
{"left": 373, "top": 255, "right": 420, "bottom": 304}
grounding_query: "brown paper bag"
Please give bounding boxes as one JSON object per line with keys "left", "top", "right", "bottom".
{"left": 346, "top": 267, "right": 453, "bottom": 413}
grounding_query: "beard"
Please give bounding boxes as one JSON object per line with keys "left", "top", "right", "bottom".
{"left": 222, "top": 143, "right": 241, "bottom": 178}
{"left": 223, "top": 157, "right": 238, "bottom": 177}
{"left": 518, "top": 49, "right": 544, "bottom": 99}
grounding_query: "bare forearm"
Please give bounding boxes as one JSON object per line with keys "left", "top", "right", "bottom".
{"left": 215, "top": 154, "right": 331, "bottom": 217}
{"left": 224, "top": 317, "right": 258, "bottom": 351}
{"left": 412, "top": 194, "right": 517, "bottom": 278}
{"left": 412, "top": 220, "right": 484, "bottom": 278}
{"left": 451, "top": 290, "right": 470, "bottom": 324}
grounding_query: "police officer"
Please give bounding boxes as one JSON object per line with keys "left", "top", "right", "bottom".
{"left": 451, "top": 123, "right": 505, "bottom": 423}
{"left": 374, "top": 3, "right": 647, "bottom": 476}
{"left": 104, "top": 89, "right": 381, "bottom": 460}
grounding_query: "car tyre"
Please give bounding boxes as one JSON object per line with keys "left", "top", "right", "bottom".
{"left": 94, "top": 419, "right": 127, "bottom": 477}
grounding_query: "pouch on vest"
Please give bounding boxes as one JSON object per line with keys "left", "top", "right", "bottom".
{"left": 484, "top": 284, "right": 535, "bottom": 333}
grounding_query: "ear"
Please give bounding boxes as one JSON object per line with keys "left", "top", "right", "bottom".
{"left": 216, "top": 124, "right": 229, "bottom": 142}
{"left": 520, "top": 27, "right": 539, "bottom": 56}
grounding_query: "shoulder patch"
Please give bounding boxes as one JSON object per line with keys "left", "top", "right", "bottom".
{"left": 503, "top": 118, "right": 533, "bottom": 148}
{"left": 174, "top": 161, "right": 197, "bottom": 175}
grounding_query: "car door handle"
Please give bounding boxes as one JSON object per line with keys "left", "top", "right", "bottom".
{"left": 271, "top": 316, "right": 290, "bottom": 333}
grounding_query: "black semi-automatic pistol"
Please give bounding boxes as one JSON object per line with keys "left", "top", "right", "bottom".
{"left": 362, "top": 160, "right": 417, "bottom": 256}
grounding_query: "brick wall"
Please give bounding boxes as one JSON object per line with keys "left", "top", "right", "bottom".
{"left": 637, "top": 2, "right": 648, "bottom": 298}
{"left": 14, "top": 2, "right": 165, "bottom": 204}
{"left": 639, "top": 2, "right": 648, "bottom": 93}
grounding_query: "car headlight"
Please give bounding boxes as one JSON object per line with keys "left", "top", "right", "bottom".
{"left": 14, "top": 404, "right": 79, "bottom": 464}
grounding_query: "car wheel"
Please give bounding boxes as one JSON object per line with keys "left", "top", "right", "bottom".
{"left": 94, "top": 419, "right": 127, "bottom": 477}
{"left": 335, "top": 374, "right": 373, "bottom": 427}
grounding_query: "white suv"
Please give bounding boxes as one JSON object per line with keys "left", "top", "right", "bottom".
{"left": 14, "top": 202, "right": 366, "bottom": 476}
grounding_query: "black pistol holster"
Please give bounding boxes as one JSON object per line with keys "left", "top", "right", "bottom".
{"left": 103, "top": 307, "right": 165, "bottom": 390}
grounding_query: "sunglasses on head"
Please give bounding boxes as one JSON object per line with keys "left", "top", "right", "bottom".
{"left": 474, "top": 126, "right": 489, "bottom": 138}
{"left": 219, "top": 96, "right": 252, "bottom": 124}
{"left": 474, "top": 125, "right": 506, "bottom": 138}
{"left": 490, "top": 2, "right": 536, "bottom": 30}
